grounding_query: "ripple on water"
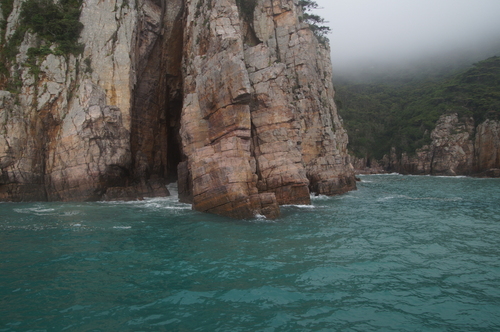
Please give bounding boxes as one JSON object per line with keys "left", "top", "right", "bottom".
{"left": 0, "top": 175, "right": 499, "bottom": 331}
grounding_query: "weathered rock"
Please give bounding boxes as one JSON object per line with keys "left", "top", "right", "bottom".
{"left": 0, "top": 0, "right": 356, "bottom": 218}
{"left": 101, "top": 178, "right": 169, "bottom": 201}
{"left": 474, "top": 168, "right": 500, "bottom": 178}
{"left": 0, "top": 0, "right": 172, "bottom": 202}
{"left": 474, "top": 119, "right": 500, "bottom": 173}
{"left": 428, "top": 114, "right": 475, "bottom": 175}
{"left": 178, "top": 0, "right": 355, "bottom": 218}
{"left": 384, "top": 113, "right": 500, "bottom": 176}
{"left": 351, "top": 156, "right": 386, "bottom": 174}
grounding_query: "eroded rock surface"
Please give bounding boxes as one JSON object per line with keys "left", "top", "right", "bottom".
{"left": 383, "top": 113, "right": 500, "bottom": 176}
{"left": 0, "top": 0, "right": 355, "bottom": 218}
{"left": 178, "top": 0, "right": 355, "bottom": 218}
{"left": 1, "top": 0, "right": 174, "bottom": 201}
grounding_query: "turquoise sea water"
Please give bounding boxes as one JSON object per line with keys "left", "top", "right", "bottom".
{"left": 1, "top": 174, "right": 499, "bottom": 331}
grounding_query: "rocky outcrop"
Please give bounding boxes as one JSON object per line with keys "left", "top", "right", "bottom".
{"left": 382, "top": 113, "right": 500, "bottom": 176}
{"left": 0, "top": 0, "right": 355, "bottom": 218}
{"left": 0, "top": 0, "right": 175, "bottom": 201}
{"left": 178, "top": 0, "right": 355, "bottom": 218}
{"left": 0, "top": 0, "right": 173, "bottom": 201}
{"left": 351, "top": 156, "right": 385, "bottom": 174}
{"left": 474, "top": 119, "right": 500, "bottom": 174}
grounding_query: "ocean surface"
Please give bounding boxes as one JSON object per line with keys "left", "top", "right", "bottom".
{"left": 1, "top": 174, "right": 499, "bottom": 331}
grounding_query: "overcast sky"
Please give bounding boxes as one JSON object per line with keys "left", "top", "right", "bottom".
{"left": 312, "top": 0, "right": 500, "bottom": 74}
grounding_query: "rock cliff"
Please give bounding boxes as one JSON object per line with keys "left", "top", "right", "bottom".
{"left": 0, "top": 0, "right": 356, "bottom": 218}
{"left": 383, "top": 113, "right": 500, "bottom": 176}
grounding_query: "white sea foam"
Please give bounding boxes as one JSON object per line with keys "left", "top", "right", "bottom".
{"left": 377, "top": 194, "right": 464, "bottom": 202}
{"left": 101, "top": 195, "right": 191, "bottom": 212}
{"left": 62, "top": 211, "right": 81, "bottom": 216}
{"left": 360, "top": 172, "right": 402, "bottom": 176}
{"left": 166, "top": 182, "right": 179, "bottom": 196}
{"left": 248, "top": 215, "right": 279, "bottom": 224}
{"left": 164, "top": 206, "right": 192, "bottom": 210}
{"left": 402, "top": 174, "right": 470, "bottom": 179}
{"left": 335, "top": 193, "right": 360, "bottom": 199}
{"left": 113, "top": 226, "right": 132, "bottom": 229}
{"left": 142, "top": 202, "right": 192, "bottom": 211}
{"left": 14, "top": 207, "right": 56, "bottom": 215}
{"left": 433, "top": 175, "right": 468, "bottom": 178}
{"left": 403, "top": 196, "right": 463, "bottom": 201}
{"left": 310, "top": 194, "right": 331, "bottom": 201}
{"left": 282, "top": 204, "right": 317, "bottom": 209}
{"left": 377, "top": 196, "right": 395, "bottom": 202}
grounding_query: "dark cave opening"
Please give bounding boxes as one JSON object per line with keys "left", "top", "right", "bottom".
{"left": 130, "top": 1, "right": 185, "bottom": 188}
{"left": 165, "top": 95, "right": 183, "bottom": 183}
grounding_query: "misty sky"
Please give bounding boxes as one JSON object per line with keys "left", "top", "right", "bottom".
{"left": 313, "top": 0, "right": 500, "bottom": 74}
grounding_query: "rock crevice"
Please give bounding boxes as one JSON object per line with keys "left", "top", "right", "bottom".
{"left": 0, "top": 0, "right": 356, "bottom": 218}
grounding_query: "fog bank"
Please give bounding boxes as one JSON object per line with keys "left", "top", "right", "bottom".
{"left": 313, "top": 0, "right": 500, "bottom": 79}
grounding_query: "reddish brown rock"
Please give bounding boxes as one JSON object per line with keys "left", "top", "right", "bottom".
{"left": 0, "top": 0, "right": 356, "bottom": 219}
{"left": 177, "top": 0, "right": 356, "bottom": 218}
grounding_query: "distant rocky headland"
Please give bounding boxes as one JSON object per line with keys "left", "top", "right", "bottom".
{"left": 352, "top": 112, "right": 500, "bottom": 177}
{"left": 337, "top": 56, "right": 500, "bottom": 177}
{"left": 382, "top": 113, "right": 500, "bottom": 177}
{"left": 0, "top": 0, "right": 356, "bottom": 218}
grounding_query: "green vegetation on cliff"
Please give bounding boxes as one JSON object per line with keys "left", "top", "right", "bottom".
{"left": 302, "top": 14, "right": 330, "bottom": 43}
{"left": 0, "top": 0, "right": 83, "bottom": 89}
{"left": 234, "top": 0, "right": 330, "bottom": 43}
{"left": 235, "top": 0, "right": 256, "bottom": 22}
{"left": 298, "top": 0, "right": 330, "bottom": 42}
{"left": 336, "top": 56, "right": 500, "bottom": 160}
{"left": 20, "top": 0, "right": 83, "bottom": 55}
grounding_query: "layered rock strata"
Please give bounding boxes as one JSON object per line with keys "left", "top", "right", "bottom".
{"left": 178, "top": 0, "right": 355, "bottom": 218}
{"left": 383, "top": 113, "right": 500, "bottom": 176}
{"left": 0, "top": 0, "right": 356, "bottom": 218}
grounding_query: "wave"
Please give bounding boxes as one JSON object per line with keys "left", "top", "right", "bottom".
{"left": 405, "top": 196, "right": 463, "bottom": 202}
{"left": 430, "top": 175, "right": 468, "bottom": 178}
{"left": 359, "top": 172, "right": 402, "bottom": 176}
{"left": 376, "top": 196, "right": 396, "bottom": 202}
{"left": 0, "top": 224, "right": 59, "bottom": 231}
{"left": 101, "top": 196, "right": 192, "bottom": 211}
{"left": 246, "top": 215, "right": 281, "bottom": 224}
{"left": 62, "top": 211, "right": 81, "bottom": 216}
{"left": 142, "top": 202, "right": 191, "bottom": 210}
{"left": 282, "top": 204, "right": 317, "bottom": 209}
{"left": 14, "top": 207, "right": 56, "bottom": 215}
{"left": 376, "top": 194, "right": 463, "bottom": 202}
{"left": 310, "top": 194, "right": 332, "bottom": 201}
{"left": 166, "top": 182, "right": 179, "bottom": 196}
{"left": 100, "top": 196, "right": 172, "bottom": 205}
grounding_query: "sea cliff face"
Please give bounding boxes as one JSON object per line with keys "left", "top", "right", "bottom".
{"left": 383, "top": 113, "right": 500, "bottom": 176}
{"left": 0, "top": 0, "right": 356, "bottom": 218}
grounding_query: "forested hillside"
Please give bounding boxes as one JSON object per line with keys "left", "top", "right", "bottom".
{"left": 335, "top": 56, "right": 500, "bottom": 161}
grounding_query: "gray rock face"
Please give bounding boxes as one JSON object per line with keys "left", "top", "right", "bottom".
{"left": 1, "top": 0, "right": 171, "bottom": 201}
{"left": 0, "top": 0, "right": 356, "bottom": 218}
